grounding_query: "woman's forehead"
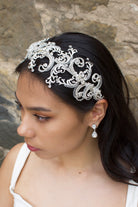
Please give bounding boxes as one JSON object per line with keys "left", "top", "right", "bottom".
{"left": 17, "top": 72, "right": 59, "bottom": 102}
{"left": 16, "top": 71, "right": 79, "bottom": 115}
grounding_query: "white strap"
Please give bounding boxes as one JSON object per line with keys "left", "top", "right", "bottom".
{"left": 10, "top": 143, "right": 30, "bottom": 190}
{"left": 126, "top": 181, "right": 138, "bottom": 207}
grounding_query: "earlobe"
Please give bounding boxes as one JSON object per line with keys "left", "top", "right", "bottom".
{"left": 88, "top": 99, "right": 108, "bottom": 127}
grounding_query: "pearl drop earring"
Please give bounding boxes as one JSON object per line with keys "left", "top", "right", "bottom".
{"left": 92, "top": 124, "right": 98, "bottom": 138}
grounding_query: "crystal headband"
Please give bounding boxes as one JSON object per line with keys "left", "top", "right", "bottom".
{"left": 25, "top": 39, "right": 103, "bottom": 101}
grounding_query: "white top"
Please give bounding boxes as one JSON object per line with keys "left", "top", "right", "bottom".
{"left": 9, "top": 143, "right": 138, "bottom": 207}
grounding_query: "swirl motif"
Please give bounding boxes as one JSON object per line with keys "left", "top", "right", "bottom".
{"left": 25, "top": 39, "right": 103, "bottom": 101}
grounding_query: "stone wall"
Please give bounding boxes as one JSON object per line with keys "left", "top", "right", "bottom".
{"left": 0, "top": 0, "right": 138, "bottom": 165}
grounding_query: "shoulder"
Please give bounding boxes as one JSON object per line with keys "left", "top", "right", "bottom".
{"left": 0, "top": 143, "right": 24, "bottom": 206}
{"left": 0, "top": 142, "right": 25, "bottom": 179}
{"left": 1, "top": 143, "right": 24, "bottom": 171}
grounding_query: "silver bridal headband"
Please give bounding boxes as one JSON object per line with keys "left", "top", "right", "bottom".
{"left": 25, "top": 39, "right": 103, "bottom": 101}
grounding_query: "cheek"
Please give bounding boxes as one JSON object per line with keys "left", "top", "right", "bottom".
{"left": 49, "top": 117, "right": 83, "bottom": 137}
{"left": 39, "top": 117, "right": 87, "bottom": 151}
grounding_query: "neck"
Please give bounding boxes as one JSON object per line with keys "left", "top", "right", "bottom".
{"left": 47, "top": 136, "right": 102, "bottom": 176}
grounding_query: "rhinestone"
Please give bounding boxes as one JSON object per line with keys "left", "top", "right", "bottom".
{"left": 92, "top": 131, "right": 97, "bottom": 138}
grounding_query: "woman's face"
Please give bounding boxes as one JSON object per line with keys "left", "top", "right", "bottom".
{"left": 16, "top": 72, "right": 90, "bottom": 159}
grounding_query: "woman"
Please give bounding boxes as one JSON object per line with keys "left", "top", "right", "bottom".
{"left": 0, "top": 32, "right": 137, "bottom": 207}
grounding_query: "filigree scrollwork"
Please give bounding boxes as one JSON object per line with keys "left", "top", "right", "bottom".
{"left": 25, "top": 39, "right": 103, "bottom": 101}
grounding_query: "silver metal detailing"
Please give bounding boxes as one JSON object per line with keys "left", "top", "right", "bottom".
{"left": 92, "top": 124, "right": 98, "bottom": 138}
{"left": 130, "top": 166, "right": 136, "bottom": 174}
{"left": 25, "top": 39, "right": 103, "bottom": 101}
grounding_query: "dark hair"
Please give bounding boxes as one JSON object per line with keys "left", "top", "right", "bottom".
{"left": 16, "top": 32, "right": 138, "bottom": 184}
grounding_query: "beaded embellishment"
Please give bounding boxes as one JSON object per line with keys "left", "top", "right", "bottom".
{"left": 25, "top": 39, "right": 103, "bottom": 101}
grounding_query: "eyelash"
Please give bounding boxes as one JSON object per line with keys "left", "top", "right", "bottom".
{"left": 15, "top": 100, "right": 22, "bottom": 109}
{"left": 33, "top": 114, "right": 50, "bottom": 122}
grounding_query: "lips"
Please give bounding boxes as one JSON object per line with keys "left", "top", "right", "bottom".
{"left": 27, "top": 144, "right": 40, "bottom": 152}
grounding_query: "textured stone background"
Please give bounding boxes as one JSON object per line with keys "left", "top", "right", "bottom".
{"left": 0, "top": 0, "right": 138, "bottom": 165}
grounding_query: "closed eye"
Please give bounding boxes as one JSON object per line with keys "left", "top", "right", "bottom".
{"left": 33, "top": 114, "right": 51, "bottom": 122}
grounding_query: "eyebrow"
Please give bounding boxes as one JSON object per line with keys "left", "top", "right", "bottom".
{"left": 27, "top": 106, "right": 52, "bottom": 112}
{"left": 15, "top": 92, "right": 52, "bottom": 112}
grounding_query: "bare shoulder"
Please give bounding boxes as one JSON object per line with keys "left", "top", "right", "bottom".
{"left": 0, "top": 142, "right": 24, "bottom": 206}
{"left": 0, "top": 142, "right": 24, "bottom": 172}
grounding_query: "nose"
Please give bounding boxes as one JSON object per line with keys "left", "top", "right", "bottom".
{"left": 17, "top": 117, "right": 35, "bottom": 138}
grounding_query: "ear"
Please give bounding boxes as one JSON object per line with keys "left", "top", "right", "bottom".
{"left": 87, "top": 99, "right": 108, "bottom": 127}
